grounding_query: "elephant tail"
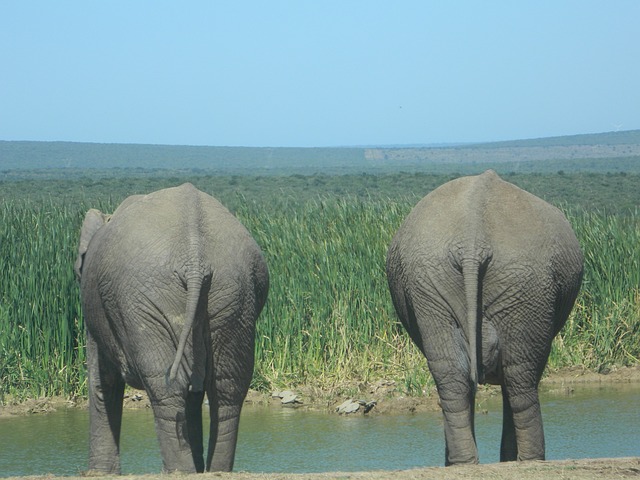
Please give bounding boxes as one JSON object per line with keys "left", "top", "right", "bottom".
{"left": 168, "top": 272, "right": 204, "bottom": 386}
{"left": 462, "top": 257, "right": 481, "bottom": 390}
{"left": 462, "top": 249, "right": 491, "bottom": 390}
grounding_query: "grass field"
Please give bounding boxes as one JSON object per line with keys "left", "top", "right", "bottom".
{"left": 1, "top": 171, "right": 638, "bottom": 402}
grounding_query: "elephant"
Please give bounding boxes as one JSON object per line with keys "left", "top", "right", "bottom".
{"left": 75, "top": 183, "right": 269, "bottom": 473}
{"left": 385, "top": 170, "right": 583, "bottom": 465}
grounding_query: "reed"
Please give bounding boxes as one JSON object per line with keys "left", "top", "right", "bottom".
{"left": 237, "top": 196, "right": 431, "bottom": 394}
{"left": 0, "top": 191, "right": 638, "bottom": 402}
{"left": 549, "top": 209, "right": 640, "bottom": 369}
{"left": 0, "top": 200, "right": 89, "bottom": 400}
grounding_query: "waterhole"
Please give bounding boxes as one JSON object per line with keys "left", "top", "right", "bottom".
{"left": 0, "top": 385, "right": 638, "bottom": 476}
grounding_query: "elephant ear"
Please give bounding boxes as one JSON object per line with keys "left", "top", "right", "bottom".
{"left": 74, "top": 209, "right": 110, "bottom": 281}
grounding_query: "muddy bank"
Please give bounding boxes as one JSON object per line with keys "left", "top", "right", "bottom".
{"left": 1, "top": 365, "right": 639, "bottom": 418}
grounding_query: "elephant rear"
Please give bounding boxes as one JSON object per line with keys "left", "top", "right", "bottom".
{"left": 386, "top": 170, "right": 583, "bottom": 465}
{"left": 77, "top": 183, "right": 269, "bottom": 473}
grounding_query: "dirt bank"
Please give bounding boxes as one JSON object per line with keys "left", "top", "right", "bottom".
{"left": 2, "top": 365, "right": 640, "bottom": 417}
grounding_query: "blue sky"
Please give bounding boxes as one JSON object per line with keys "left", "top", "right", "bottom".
{"left": 1, "top": 2, "right": 639, "bottom": 147}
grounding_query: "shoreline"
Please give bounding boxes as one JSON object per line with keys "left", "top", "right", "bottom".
{"left": 2, "top": 365, "right": 639, "bottom": 418}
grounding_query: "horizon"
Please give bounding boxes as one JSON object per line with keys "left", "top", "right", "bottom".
{"left": 3, "top": 128, "right": 639, "bottom": 176}
{"left": 3, "top": 127, "right": 638, "bottom": 150}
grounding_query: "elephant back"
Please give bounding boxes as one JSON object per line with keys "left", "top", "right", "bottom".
{"left": 102, "top": 183, "right": 262, "bottom": 266}
{"left": 392, "top": 170, "right": 582, "bottom": 268}
{"left": 83, "top": 183, "right": 268, "bottom": 318}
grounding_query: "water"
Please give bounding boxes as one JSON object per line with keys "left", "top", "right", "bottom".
{"left": 1, "top": 386, "right": 638, "bottom": 476}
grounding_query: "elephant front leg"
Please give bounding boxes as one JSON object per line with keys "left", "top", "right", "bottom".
{"left": 86, "top": 335, "right": 125, "bottom": 474}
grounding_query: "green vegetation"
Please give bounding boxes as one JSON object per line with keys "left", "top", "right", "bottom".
{"left": 1, "top": 171, "right": 639, "bottom": 403}
{"left": 2, "top": 170, "right": 639, "bottom": 213}
{"left": 551, "top": 211, "right": 640, "bottom": 368}
{"left": 0, "top": 199, "right": 85, "bottom": 399}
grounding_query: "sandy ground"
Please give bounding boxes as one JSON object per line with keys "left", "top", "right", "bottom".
{"left": 2, "top": 366, "right": 639, "bottom": 479}
{"left": 3, "top": 457, "right": 640, "bottom": 480}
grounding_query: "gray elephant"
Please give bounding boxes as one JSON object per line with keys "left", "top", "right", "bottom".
{"left": 75, "top": 183, "right": 269, "bottom": 473}
{"left": 386, "top": 170, "right": 583, "bottom": 465}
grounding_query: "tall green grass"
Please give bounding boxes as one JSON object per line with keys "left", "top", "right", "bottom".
{"left": 550, "top": 210, "right": 640, "bottom": 368}
{"left": 237, "top": 196, "right": 430, "bottom": 395}
{"left": 1, "top": 191, "right": 638, "bottom": 402}
{"left": 0, "top": 200, "right": 87, "bottom": 400}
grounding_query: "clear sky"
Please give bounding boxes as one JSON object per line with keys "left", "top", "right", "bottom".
{"left": 1, "top": 2, "right": 639, "bottom": 147}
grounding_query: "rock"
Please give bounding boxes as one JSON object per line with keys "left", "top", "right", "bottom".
{"left": 272, "top": 389, "right": 303, "bottom": 405}
{"left": 336, "top": 399, "right": 377, "bottom": 415}
{"left": 336, "top": 399, "right": 360, "bottom": 414}
{"left": 281, "top": 392, "right": 301, "bottom": 405}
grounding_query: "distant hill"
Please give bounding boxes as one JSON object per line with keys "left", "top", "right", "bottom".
{"left": 470, "top": 129, "right": 640, "bottom": 148}
{"left": 1, "top": 129, "right": 639, "bottom": 177}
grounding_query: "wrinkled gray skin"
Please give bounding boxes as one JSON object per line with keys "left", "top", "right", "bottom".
{"left": 75, "top": 183, "right": 269, "bottom": 473}
{"left": 386, "top": 170, "right": 583, "bottom": 465}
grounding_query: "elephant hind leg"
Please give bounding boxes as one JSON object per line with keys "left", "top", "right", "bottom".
{"left": 429, "top": 357, "right": 479, "bottom": 465}
{"left": 500, "top": 386, "right": 517, "bottom": 461}
{"left": 440, "top": 390, "right": 479, "bottom": 465}
{"left": 502, "top": 376, "right": 545, "bottom": 461}
{"left": 205, "top": 306, "right": 256, "bottom": 471}
{"left": 206, "top": 400, "right": 242, "bottom": 472}
{"left": 186, "top": 390, "right": 206, "bottom": 472}
{"left": 87, "top": 334, "right": 126, "bottom": 474}
{"left": 512, "top": 394, "right": 545, "bottom": 461}
{"left": 146, "top": 385, "right": 205, "bottom": 472}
